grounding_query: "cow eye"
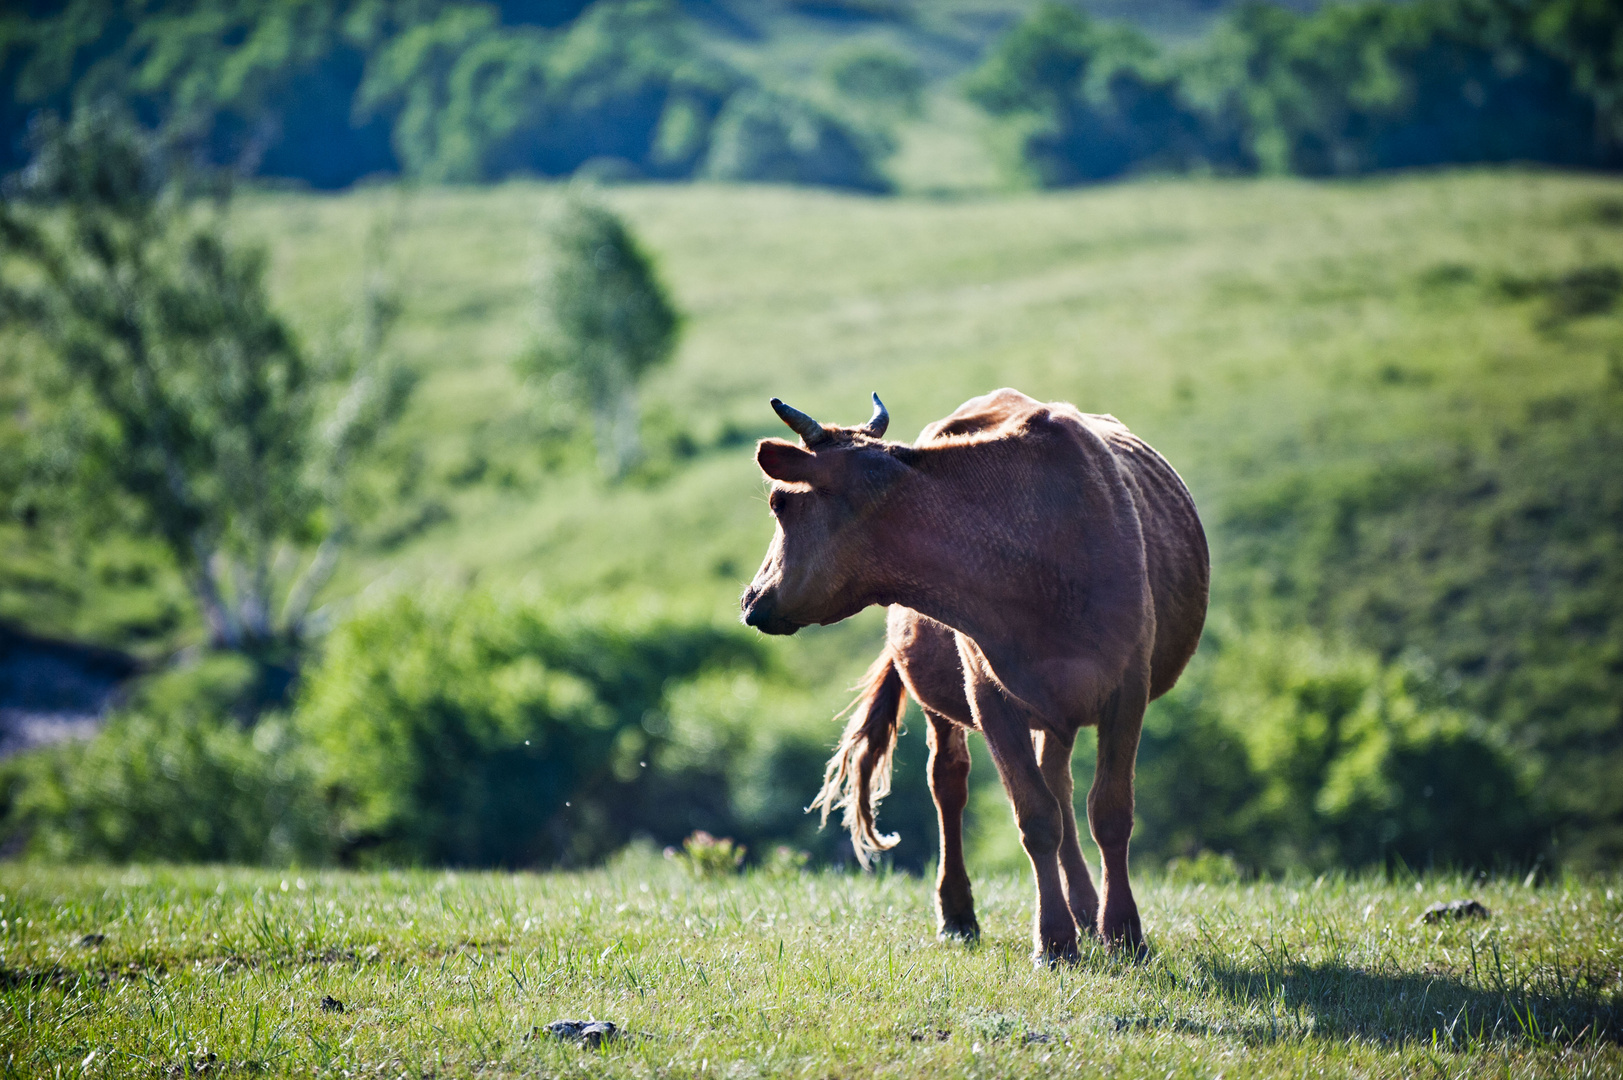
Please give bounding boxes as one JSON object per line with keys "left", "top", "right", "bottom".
{"left": 768, "top": 489, "right": 788, "bottom": 514}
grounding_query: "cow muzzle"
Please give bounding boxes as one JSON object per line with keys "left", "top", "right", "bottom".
{"left": 740, "top": 585, "right": 802, "bottom": 636}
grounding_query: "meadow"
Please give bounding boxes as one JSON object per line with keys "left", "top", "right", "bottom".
{"left": 2, "top": 169, "right": 1622, "bottom": 1074}
{"left": 0, "top": 861, "right": 1618, "bottom": 1078}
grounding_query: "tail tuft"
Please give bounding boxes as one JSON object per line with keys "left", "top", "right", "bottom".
{"left": 808, "top": 650, "right": 906, "bottom": 868}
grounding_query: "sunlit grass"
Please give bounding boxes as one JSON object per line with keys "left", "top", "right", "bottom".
{"left": 2, "top": 860, "right": 1618, "bottom": 1077}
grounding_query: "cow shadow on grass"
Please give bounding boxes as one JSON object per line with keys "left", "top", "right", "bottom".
{"left": 1189, "top": 953, "right": 1622, "bottom": 1048}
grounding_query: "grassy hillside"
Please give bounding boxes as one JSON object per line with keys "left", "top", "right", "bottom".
{"left": 226, "top": 170, "right": 1620, "bottom": 663}
{"left": 0, "top": 862, "right": 1617, "bottom": 1077}
{"left": 3, "top": 169, "right": 1618, "bottom": 868}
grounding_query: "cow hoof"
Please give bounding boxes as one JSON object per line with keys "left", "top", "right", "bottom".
{"left": 1033, "top": 938, "right": 1081, "bottom": 968}
{"left": 1100, "top": 916, "right": 1147, "bottom": 961}
{"left": 938, "top": 917, "right": 980, "bottom": 943}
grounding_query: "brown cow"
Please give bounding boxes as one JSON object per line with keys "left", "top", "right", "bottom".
{"left": 741, "top": 389, "right": 1208, "bottom": 962}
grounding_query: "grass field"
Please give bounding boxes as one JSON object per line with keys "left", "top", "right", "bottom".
{"left": 1, "top": 862, "right": 1618, "bottom": 1078}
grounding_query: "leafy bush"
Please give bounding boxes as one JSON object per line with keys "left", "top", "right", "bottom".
{"left": 1184, "top": 0, "right": 1614, "bottom": 177}
{"left": 3, "top": 654, "right": 330, "bottom": 864}
{"left": 292, "top": 591, "right": 763, "bottom": 867}
{"left": 966, "top": 4, "right": 1230, "bottom": 184}
{"left": 1163, "top": 849, "right": 1246, "bottom": 885}
{"left": 1133, "top": 629, "right": 1541, "bottom": 874}
{"left": 354, "top": 0, "right": 738, "bottom": 183}
{"left": 758, "top": 844, "right": 811, "bottom": 878}
{"left": 0, "top": 1, "right": 891, "bottom": 191}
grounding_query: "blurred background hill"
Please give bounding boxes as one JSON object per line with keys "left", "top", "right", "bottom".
{"left": 0, "top": 0, "right": 1619, "bottom": 877}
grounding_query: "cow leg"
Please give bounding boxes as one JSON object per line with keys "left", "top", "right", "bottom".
{"left": 960, "top": 658, "right": 1077, "bottom": 965}
{"left": 1087, "top": 675, "right": 1150, "bottom": 956}
{"left": 926, "top": 710, "right": 978, "bottom": 940}
{"left": 1034, "top": 728, "right": 1100, "bottom": 938}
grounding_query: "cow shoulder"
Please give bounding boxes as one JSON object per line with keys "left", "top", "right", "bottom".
{"left": 916, "top": 387, "right": 1040, "bottom": 444}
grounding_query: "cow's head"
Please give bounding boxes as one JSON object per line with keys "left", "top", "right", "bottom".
{"left": 741, "top": 394, "right": 913, "bottom": 635}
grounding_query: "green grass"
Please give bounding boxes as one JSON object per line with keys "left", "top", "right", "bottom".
{"left": 1, "top": 862, "right": 1618, "bottom": 1077}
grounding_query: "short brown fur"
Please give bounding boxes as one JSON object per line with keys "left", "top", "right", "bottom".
{"left": 743, "top": 389, "right": 1209, "bottom": 961}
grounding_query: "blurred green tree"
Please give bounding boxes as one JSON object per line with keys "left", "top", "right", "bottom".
{"left": 964, "top": 3, "right": 1229, "bottom": 184}
{"left": 0, "top": 106, "right": 410, "bottom": 675}
{"left": 523, "top": 195, "right": 680, "bottom": 478}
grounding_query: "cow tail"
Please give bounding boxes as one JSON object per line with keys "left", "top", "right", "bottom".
{"left": 810, "top": 649, "right": 905, "bottom": 868}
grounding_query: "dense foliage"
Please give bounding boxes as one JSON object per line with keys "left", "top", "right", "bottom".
{"left": 1, "top": 598, "right": 1541, "bottom": 873}
{"left": 0, "top": 653, "right": 329, "bottom": 863}
{"left": 966, "top": 4, "right": 1226, "bottom": 184}
{"left": 1132, "top": 629, "right": 1539, "bottom": 874}
{"left": 969, "top": 0, "right": 1623, "bottom": 184}
{"left": 293, "top": 592, "right": 778, "bottom": 866}
{"left": 0, "top": 0, "right": 890, "bottom": 190}
{"left": 5, "top": 1, "right": 1619, "bottom": 193}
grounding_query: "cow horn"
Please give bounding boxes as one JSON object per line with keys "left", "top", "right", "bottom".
{"left": 771, "top": 398, "right": 829, "bottom": 446}
{"left": 861, "top": 393, "right": 889, "bottom": 438}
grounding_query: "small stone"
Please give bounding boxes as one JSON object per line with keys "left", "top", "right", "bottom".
{"left": 1417, "top": 899, "right": 1492, "bottom": 925}
{"left": 543, "top": 1019, "right": 618, "bottom": 1048}
{"left": 320, "top": 995, "right": 345, "bottom": 1013}
{"left": 78, "top": 934, "right": 106, "bottom": 947}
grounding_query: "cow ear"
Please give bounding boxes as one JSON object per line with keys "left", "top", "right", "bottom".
{"left": 756, "top": 439, "right": 821, "bottom": 484}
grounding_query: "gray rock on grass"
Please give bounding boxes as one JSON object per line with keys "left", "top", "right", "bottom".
{"left": 543, "top": 1019, "right": 618, "bottom": 1048}
{"left": 1417, "top": 899, "right": 1492, "bottom": 925}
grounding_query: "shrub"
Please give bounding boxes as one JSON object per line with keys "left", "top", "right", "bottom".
{"left": 758, "top": 844, "right": 811, "bottom": 878}
{"left": 292, "top": 591, "right": 762, "bottom": 867}
{"left": 1140, "top": 629, "right": 1542, "bottom": 874}
{"left": 967, "top": 0, "right": 1623, "bottom": 186}
{"left": 965, "top": 3, "right": 1232, "bottom": 184}
{"left": 4, "top": 654, "right": 330, "bottom": 865}
{"left": 1163, "top": 850, "right": 1246, "bottom": 885}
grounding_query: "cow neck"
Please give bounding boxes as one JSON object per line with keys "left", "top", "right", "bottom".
{"left": 876, "top": 442, "right": 1039, "bottom": 647}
